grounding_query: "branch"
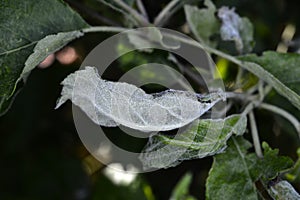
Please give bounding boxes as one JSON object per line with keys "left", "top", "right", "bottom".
{"left": 136, "top": 0, "right": 149, "bottom": 20}
{"left": 112, "top": 0, "right": 149, "bottom": 26}
{"left": 249, "top": 111, "right": 263, "bottom": 158}
{"left": 97, "top": 0, "right": 139, "bottom": 26}
{"left": 154, "top": 0, "right": 180, "bottom": 26}
{"left": 82, "top": 26, "right": 128, "bottom": 34}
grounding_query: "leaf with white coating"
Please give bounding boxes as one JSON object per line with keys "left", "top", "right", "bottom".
{"left": 139, "top": 115, "right": 247, "bottom": 169}
{"left": 56, "top": 67, "right": 225, "bottom": 132}
{"left": 218, "top": 7, "right": 254, "bottom": 53}
{"left": 268, "top": 180, "right": 300, "bottom": 200}
{"left": 21, "top": 31, "right": 84, "bottom": 81}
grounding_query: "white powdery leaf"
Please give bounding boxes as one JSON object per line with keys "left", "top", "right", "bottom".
{"left": 218, "top": 7, "right": 241, "bottom": 42}
{"left": 56, "top": 66, "right": 225, "bottom": 132}
{"left": 268, "top": 180, "right": 300, "bottom": 199}
{"left": 218, "top": 7, "right": 254, "bottom": 53}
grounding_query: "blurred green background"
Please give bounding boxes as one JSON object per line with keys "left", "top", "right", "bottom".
{"left": 1, "top": 0, "right": 300, "bottom": 199}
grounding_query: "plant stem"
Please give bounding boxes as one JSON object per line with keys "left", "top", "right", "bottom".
{"left": 258, "top": 80, "right": 266, "bottom": 101}
{"left": 97, "top": 0, "right": 138, "bottom": 25}
{"left": 249, "top": 111, "right": 263, "bottom": 158}
{"left": 259, "top": 103, "right": 300, "bottom": 138}
{"left": 154, "top": 0, "right": 180, "bottom": 26}
{"left": 112, "top": 0, "right": 150, "bottom": 26}
{"left": 82, "top": 26, "right": 128, "bottom": 34}
{"left": 225, "top": 92, "right": 257, "bottom": 102}
{"left": 136, "top": 0, "right": 149, "bottom": 20}
{"left": 241, "top": 101, "right": 259, "bottom": 116}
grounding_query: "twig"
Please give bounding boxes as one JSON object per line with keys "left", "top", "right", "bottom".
{"left": 225, "top": 92, "right": 257, "bottom": 102}
{"left": 259, "top": 103, "right": 300, "bottom": 139}
{"left": 249, "top": 111, "right": 263, "bottom": 158}
{"left": 258, "top": 80, "right": 264, "bottom": 101}
{"left": 136, "top": 0, "right": 149, "bottom": 20}
{"left": 154, "top": 0, "right": 180, "bottom": 26}
{"left": 97, "top": 0, "right": 139, "bottom": 26}
{"left": 82, "top": 26, "right": 128, "bottom": 34}
{"left": 112, "top": 0, "right": 149, "bottom": 26}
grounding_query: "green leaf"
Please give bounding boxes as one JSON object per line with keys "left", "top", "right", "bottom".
{"left": 0, "top": 0, "right": 89, "bottom": 116}
{"left": 206, "top": 137, "right": 258, "bottom": 200}
{"left": 170, "top": 173, "right": 197, "bottom": 200}
{"left": 206, "top": 137, "right": 293, "bottom": 200}
{"left": 218, "top": 7, "right": 254, "bottom": 53}
{"left": 268, "top": 180, "right": 300, "bottom": 200}
{"left": 239, "top": 51, "right": 300, "bottom": 110}
{"left": 184, "top": 0, "right": 220, "bottom": 47}
{"left": 258, "top": 142, "right": 294, "bottom": 180}
{"left": 139, "top": 115, "right": 247, "bottom": 169}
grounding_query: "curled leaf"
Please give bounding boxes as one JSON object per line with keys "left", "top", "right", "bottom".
{"left": 56, "top": 67, "right": 225, "bottom": 132}
{"left": 21, "top": 31, "right": 84, "bottom": 81}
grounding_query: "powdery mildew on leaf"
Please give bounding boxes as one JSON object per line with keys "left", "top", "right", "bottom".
{"left": 56, "top": 66, "right": 225, "bottom": 132}
{"left": 268, "top": 180, "right": 300, "bottom": 199}
{"left": 21, "top": 31, "right": 84, "bottom": 81}
{"left": 218, "top": 7, "right": 254, "bottom": 53}
{"left": 139, "top": 115, "right": 247, "bottom": 169}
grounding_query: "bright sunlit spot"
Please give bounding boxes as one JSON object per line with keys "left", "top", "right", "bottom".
{"left": 103, "top": 163, "right": 138, "bottom": 186}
